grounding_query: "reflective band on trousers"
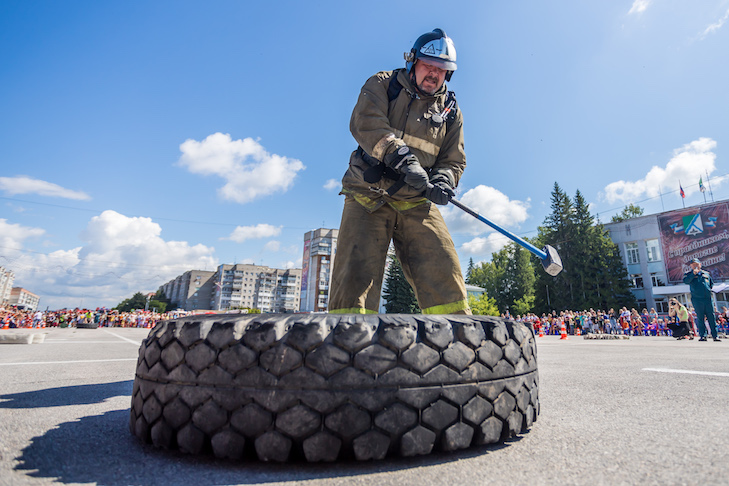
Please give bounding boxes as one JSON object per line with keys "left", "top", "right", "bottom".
{"left": 352, "top": 192, "right": 429, "bottom": 212}
{"left": 328, "top": 308, "right": 379, "bottom": 315}
{"left": 421, "top": 299, "right": 471, "bottom": 315}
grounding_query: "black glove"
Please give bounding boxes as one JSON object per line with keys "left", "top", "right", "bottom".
{"left": 384, "top": 146, "right": 429, "bottom": 191}
{"left": 424, "top": 181, "right": 455, "bottom": 205}
{"left": 383, "top": 146, "right": 417, "bottom": 171}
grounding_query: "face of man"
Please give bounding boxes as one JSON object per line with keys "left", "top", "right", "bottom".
{"left": 413, "top": 59, "right": 447, "bottom": 95}
{"left": 690, "top": 262, "right": 701, "bottom": 272}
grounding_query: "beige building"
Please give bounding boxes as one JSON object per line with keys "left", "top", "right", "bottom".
{"left": 210, "top": 264, "right": 301, "bottom": 313}
{"left": 9, "top": 287, "right": 40, "bottom": 311}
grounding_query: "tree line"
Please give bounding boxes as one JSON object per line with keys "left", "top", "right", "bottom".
{"left": 383, "top": 182, "right": 637, "bottom": 315}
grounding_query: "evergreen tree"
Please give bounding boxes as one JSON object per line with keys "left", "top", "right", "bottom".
{"left": 533, "top": 183, "right": 574, "bottom": 312}
{"left": 465, "top": 258, "right": 476, "bottom": 284}
{"left": 383, "top": 254, "right": 420, "bottom": 314}
{"left": 532, "top": 183, "right": 637, "bottom": 314}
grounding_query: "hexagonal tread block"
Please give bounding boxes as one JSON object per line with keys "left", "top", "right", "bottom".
{"left": 374, "top": 403, "right": 418, "bottom": 436}
{"left": 354, "top": 344, "right": 397, "bottom": 375}
{"left": 442, "top": 342, "right": 476, "bottom": 372}
{"left": 275, "top": 404, "right": 321, "bottom": 439}
{"left": 305, "top": 344, "right": 350, "bottom": 377}
{"left": 255, "top": 431, "right": 292, "bottom": 462}
{"left": 325, "top": 403, "right": 371, "bottom": 441}
{"left": 303, "top": 431, "right": 342, "bottom": 462}
{"left": 353, "top": 430, "right": 391, "bottom": 461}
{"left": 260, "top": 344, "right": 302, "bottom": 377}
{"left": 401, "top": 343, "right": 440, "bottom": 374}
{"left": 401, "top": 426, "right": 436, "bottom": 457}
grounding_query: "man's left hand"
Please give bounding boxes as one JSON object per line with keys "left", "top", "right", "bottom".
{"left": 424, "top": 182, "right": 455, "bottom": 205}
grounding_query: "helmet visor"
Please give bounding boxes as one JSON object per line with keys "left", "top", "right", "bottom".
{"left": 418, "top": 56, "right": 457, "bottom": 71}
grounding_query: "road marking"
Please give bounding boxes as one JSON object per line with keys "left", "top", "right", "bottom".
{"left": 43, "top": 340, "right": 138, "bottom": 344}
{"left": 643, "top": 368, "right": 729, "bottom": 377}
{"left": 102, "top": 329, "right": 143, "bottom": 345}
{"left": 0, "top": 358, "right": 137, "bottom": 366}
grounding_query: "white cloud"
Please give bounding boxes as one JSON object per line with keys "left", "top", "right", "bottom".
{"left": 460, "top": 233, "right": 512, "bottom": 257}
{"left": 223, "top": 223, "right": 282, "bottom": 243}
{"left": 281, "top": 261, "right": 297, "bottom": 270}
{"left": 324, "top": 179, "right": 340, "bottom": 191}
{"left": 601, "top": 137, "right": 718, "bottom": 204}
{"left": 8, "top": 210, "right": 217, "bottom": 309}
{"left": 177, "top": 133, "right": 305, "bottom": 204}
{"left": 0, "top": 219, "right": 45, "bottom": 252}
{"left": 628, "top": 0, "right": 651, "bottom": 15}
{"left": 264, "top": 240, "right": 281, "bottom": 252}
{"left": 0, "top": 176, "right": 91, "bottom": 200}
{"left": 441, "top": 185, "right": 530, "bottom": 236}
{"left": 699, "top": 8, "right": 729, "bottom": 39}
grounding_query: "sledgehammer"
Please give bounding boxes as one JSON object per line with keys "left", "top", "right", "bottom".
{"left": 449, "top": 198, "right": 563, "bottom": 276}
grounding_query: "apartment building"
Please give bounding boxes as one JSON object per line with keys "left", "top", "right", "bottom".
{"left": 159, "top": 270, "right": 215, "bottom": 311}
{"left": 9, "top": 287, "right": 40, "bottom": 311}
{"left": 300, "top": 228, "right": 338, "bottom": 312}
{"left": 0, "top": 266, "right": 15, "bottom": 305}
{"left": 210, "top": 264, "right": 302, "bottom": 313}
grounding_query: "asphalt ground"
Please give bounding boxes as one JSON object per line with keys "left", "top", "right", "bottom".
{"left": 0, "top": 327, "right": 727, "bottom": 486}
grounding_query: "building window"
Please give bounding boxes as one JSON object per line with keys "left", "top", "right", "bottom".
{"left": 625, "top": 224, "right": 631, "bottom": 236}
{"left": 650, "top": 273, "right": 664, "bottom": 287}
{"left": 630, "top": 274, "right": 644, "bottom": 289}
{"left": 646, "top": 239, "right": 660, "bottom": 262}
{"left": 625, "top": 242, "right": 640, "bottom": 264}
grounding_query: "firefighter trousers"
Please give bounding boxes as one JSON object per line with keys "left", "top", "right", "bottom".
{"left": 329, "top": 195, "right": 471, "bottom": 315}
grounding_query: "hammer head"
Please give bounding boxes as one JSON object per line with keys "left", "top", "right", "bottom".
{"left": 541, "top": 245, "right": 563, "bottom": 276}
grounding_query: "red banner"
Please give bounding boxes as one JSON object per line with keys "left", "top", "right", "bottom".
{"left": 658, "top": 203, "right": 729, "bottom": 283}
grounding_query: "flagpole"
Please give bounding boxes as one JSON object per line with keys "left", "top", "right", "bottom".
{"left": 706, "top": 170, "right": 715, "bottom": 202}
{"left": 680, "top": 180, "right": 685, "bottom": 208}
{"left": 658, "top": 185, "right": 664, "bottom": 211}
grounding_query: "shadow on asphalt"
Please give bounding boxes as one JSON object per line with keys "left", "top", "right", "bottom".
{"left": 0, "top": 381, "right": 134, "bottom": 409}
{"left": 14, "top": 408, "right": 516, "bottom": 485}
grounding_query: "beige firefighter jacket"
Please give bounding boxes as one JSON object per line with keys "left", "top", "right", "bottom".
{"left": 341, "top": 68, "right": 466, "bottom": 211}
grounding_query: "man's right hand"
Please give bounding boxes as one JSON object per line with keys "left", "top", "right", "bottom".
{"left": 384, "top": 146, "right": 429, "bottom": 191}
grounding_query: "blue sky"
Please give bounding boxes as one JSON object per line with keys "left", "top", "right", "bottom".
{"left": 1, "top": 0, "right": 728, "bottom": 310}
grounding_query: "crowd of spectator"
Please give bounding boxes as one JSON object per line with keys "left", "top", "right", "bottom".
{"left": 0, "top": 306, "right": 192, "bottom": 329}
{"left": 512, "top": 306, "right": 729, "bottom": 337}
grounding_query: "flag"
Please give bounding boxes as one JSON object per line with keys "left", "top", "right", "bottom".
{"left": 680, "top": 183, "right": 685, "bottom": 198}
{"left": 699, "top": 177, "right": 706, "bottom": 193}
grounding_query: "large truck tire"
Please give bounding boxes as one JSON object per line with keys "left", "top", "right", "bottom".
{"left": 76, "top": 322, "right": 99, "bottom": 329}
{"left": 130, "top": 314, "right": 539, "bottom": 462}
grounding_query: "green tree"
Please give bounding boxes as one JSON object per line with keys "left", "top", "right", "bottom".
{"left": 148, "top": 300, "right": 167, "bottom": 313}
{"left": 491, "top": 243, "right": 536, "bottom": 315}
{"left": 610, "top": 203, "right": 644, "bottom": 223}
{"left": 465, "top": 258, "right": 476, "bottom": 284}
{"left": 468, "top": 292, "right": 500, "bottom": 316}
{"left": 115, "top": 292, "right": 148, "bottom": 312}
{"left": 467, "top": 260, "right": 500, "bottom": 304}
{"left": 533, "top": 183, "right": 575, "bottom": 312}
{"left": 533, "top": 183, "right": 637, "bottom": 313}
{"left": 383, "top": 254, "right": 420, "bottom": 314}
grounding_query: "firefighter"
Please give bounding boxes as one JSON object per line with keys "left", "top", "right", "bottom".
{"left": 329, "top": 28, "right": 470, "bottom": 315}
